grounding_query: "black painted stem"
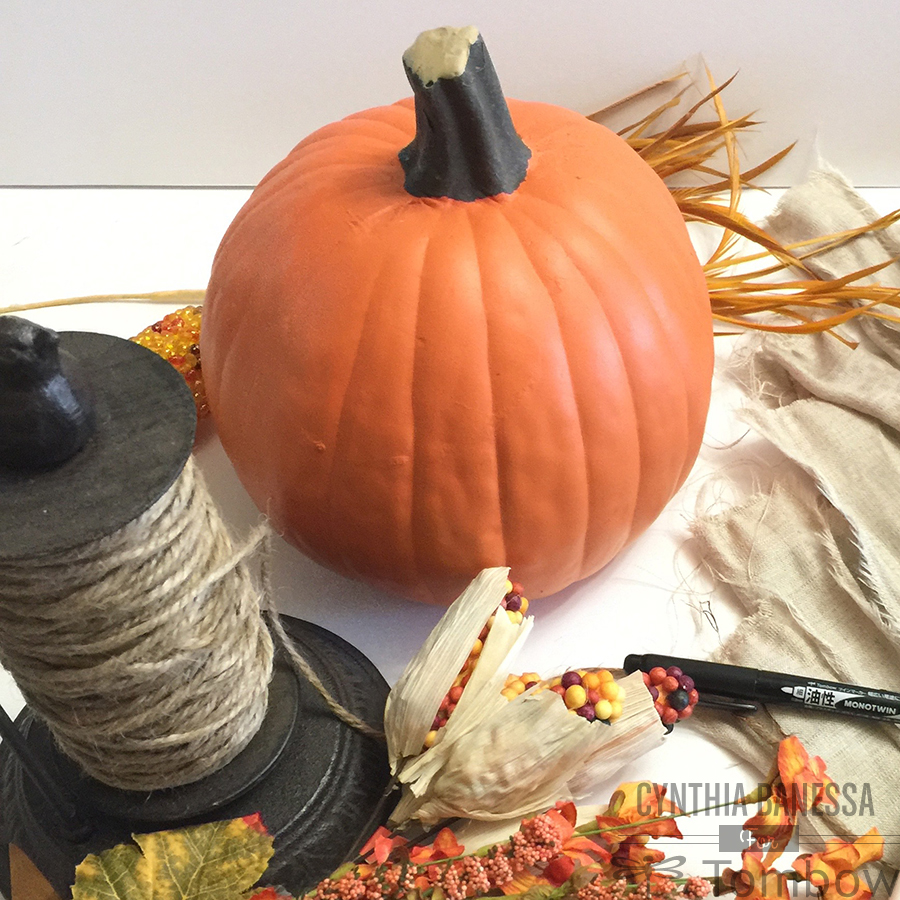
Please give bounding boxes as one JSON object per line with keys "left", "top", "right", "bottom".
{"left": 399, "top": 34, "right": 531, "bottom": 201}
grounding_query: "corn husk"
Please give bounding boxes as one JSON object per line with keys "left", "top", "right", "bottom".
{"left": 384, "top": 567, "right": 533, "bottom": 774}
{"left": 389, "top": 669, "right": 664, "bottom": 826}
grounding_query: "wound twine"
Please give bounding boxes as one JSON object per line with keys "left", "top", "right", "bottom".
{"left": 0, "top": 456, "right": 379, "bottom": 793}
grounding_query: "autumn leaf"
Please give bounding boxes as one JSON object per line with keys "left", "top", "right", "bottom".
{"left": 71, "top": 816, "right": 275, "bottom": 900}
{"left": 776, "top": 735, "right": 838, "bottom": 813}
{"left": 793, "top": 828, "right": 884, "bottom": 893}
{"left": 359, "top": 826, "right": 407, "bottom": 865}
{"left": 720, "top": 849, "right": 794, "bottom": 900}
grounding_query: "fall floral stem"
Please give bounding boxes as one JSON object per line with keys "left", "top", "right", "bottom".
{"left": 576, "top": 797, "right": 761, "bottom": 838}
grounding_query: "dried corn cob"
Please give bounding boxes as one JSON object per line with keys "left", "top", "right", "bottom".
{"left": 423, "top": 581, "right": 531, "bottom": 750}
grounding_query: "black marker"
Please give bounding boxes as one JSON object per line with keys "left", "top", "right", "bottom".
{"left": 624, "top": 653, "right": 900, "bottom": 723}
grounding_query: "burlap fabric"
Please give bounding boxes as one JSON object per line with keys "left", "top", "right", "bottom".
{"left": 691, "top": 169, "right": 900, "bottom": 893}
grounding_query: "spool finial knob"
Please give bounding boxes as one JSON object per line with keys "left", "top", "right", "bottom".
{"left": 0, "top": 316, "right": 96, "bottom": 470}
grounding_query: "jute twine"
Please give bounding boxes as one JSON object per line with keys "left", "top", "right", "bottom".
{"left": 0, "top": 456, "right": 380, "bottom": 793}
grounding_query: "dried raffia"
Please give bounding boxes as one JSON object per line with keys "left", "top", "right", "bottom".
{"left": 591, "top": 70, "right": 900, "bottom": 334}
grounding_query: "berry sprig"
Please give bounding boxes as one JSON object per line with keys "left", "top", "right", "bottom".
{"left": 422, "top": 580, "right": 530, "bottom": 750}
{"left": 642, "top": 665, "right": 699, "bottom": 730}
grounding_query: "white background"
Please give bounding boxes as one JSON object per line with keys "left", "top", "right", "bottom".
{"left": 3, "top": 0, "right": 900, "bottom": 187}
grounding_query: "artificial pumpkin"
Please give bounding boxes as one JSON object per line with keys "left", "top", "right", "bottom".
{"left": 202, "top": 26, "right": 714, "bottom": 604}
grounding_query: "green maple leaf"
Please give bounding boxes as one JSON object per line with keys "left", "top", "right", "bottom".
{"left": 71, "top": 815, "right": 276, "bottom": 900}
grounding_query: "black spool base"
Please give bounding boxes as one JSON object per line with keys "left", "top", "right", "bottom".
{"left": 0, "top": 616, "right": 397, "bottom": 899}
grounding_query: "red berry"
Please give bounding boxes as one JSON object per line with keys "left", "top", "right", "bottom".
{"left": 449, "top": 685, "right": 464, "bottom": 703}
{"left": 642, "top": 671, "right": 651, "bottom": 685}
{"left": 551, "top": 684, "right": 567, "bottom": 696}
{"left": 662, "top": 707, "right": 679, "bottom": 725}
{"left": 654, "top": 701, "right": 665, "bottom": 716}
{"left": 662, "top": 675, "right": 680, "bottom": 693}
{"left": 678, "top": 705, "right": 694, "bottom": 719}
{"left": 688, "top": 689, "right": 699, "bottom": 705}
{"left": 649, "top": 667, "right": 667, "bottom": 686}
{"left": 587, "top": 689, "right": 601, "bottom": 705}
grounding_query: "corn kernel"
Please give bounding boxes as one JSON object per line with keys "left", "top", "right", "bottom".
{"left": 600, "top": 680, "right": 620, "bottom": 701}
{"left": 564, "top": 684, "right": 587, "bottom": 710}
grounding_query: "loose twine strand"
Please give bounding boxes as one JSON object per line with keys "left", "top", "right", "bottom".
{"left": 0, "top": 457, "right": 380, "bottom": 793}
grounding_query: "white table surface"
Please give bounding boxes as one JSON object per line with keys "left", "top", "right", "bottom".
{"left": 3, "top": 186, "right": 899, "bottom": 880}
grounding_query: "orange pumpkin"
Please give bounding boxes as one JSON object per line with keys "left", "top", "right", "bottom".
{"left": 202, "top": 27, "right": 714, "bottom": 604}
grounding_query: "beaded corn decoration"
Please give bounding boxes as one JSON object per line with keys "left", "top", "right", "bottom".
{"left": 131, "top": 305, "right": 208, "bottom": 417}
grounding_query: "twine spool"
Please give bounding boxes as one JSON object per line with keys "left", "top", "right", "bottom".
{"left": 0, "top": 456, "right": 274, "bottom": 792}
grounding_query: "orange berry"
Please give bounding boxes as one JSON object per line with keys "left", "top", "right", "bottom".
{"left": 599, "top": 669, "right": 614, "bottom": 683}
{"left": 582, "top": 671, "right": 602, "bottom": 690}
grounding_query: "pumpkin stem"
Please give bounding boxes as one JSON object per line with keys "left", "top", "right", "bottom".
{"left": 399, "top": 27, "right": 531, "bottom": 201}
